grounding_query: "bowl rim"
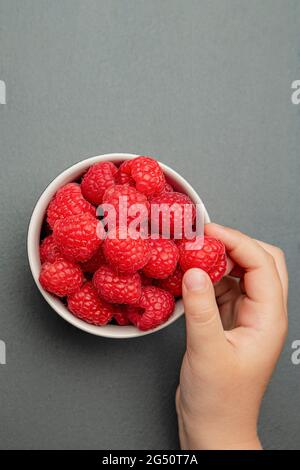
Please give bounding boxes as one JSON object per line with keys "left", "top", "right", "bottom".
{"left": 27, "top": 153, "right": 210, "bottom": 339}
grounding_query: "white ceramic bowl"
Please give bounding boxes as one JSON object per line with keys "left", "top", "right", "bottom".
{"left": 27, "top": 153, "right": 210, "bottom": 338}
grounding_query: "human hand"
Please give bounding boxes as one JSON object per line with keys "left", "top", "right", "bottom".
{"left": 176, "top": 223, "right": 288, "bottom": 450}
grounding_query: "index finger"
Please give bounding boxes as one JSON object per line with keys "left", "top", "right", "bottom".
{"left": 205, "top": 223, "right": 283, "bottom": 304}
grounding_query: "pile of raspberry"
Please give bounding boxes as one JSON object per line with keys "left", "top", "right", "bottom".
{"left": 39, "top": 156, "right": 227, "bottom": 331}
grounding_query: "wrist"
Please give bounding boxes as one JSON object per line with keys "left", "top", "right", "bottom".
{"left": 180, "top": 424, "right": 262, "bottom": 450}
{"left": 177, "top": 408, "right": 261, "bottom": 450}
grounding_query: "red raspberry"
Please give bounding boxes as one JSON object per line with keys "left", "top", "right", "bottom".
{"left": 127, "top": 286, "right": 175, "bottom": 331}
{"left": 80, "top": 246, "right": 106, "bottom": 273}
{"left": 142, "top": 238, "right": 179, "bottom": 279}
{"left": 150, "top": 191, "right": 196, "bottom": 238}
{"left": 152, "top": 181, "right": 174, "bottom": 196}
{"left": 47, "top": 183, "right": 96, "bottom": 229}
{"left": 130, "top": 156, "right": 165, "bottom": 196}
{"left": 114, "top": 305, "right": 131, "bottom": 326}
{"left": 163, "top": 182, "right": 174, "bottom": 193}
{"left": 126, "top": 306, "right": 141, "bottom": 327}
{"left": 67, "top": 282, "right": 115, "bottom": 326}
{"left": 115, "top": 160, "right": 135, "bottom": 186}
{"left": 93, "top": 265, "right": 142, "bottom": 304}
{"left": 53, "top": 212, "right": 104, "bottom": 262}
{"left": 102, "top": 184, "right": 149, "bottom": 226}
{"left": 116, "top": 157, "right": 165, "bottom": 196}
{"left": 81, "top": 161, "right": 117, "bottom": 206}
{"left": 156, "top": 265, "right": 183, "bottom": 297}
{"left": 40, "top": 235, "right": 61, "bottom": 263}
{"left": 103, "top": 228, "right": 150, "bottom": 274}
{"left": 178, "top": 236, "right": 227, "bottom": 283}
{"left": 39, "top": 259, "right": 83, "bottom": 297}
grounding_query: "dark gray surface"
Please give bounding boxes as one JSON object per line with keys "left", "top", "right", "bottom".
{"left": 0, "top": 0, "right": 299, "bottom": 450}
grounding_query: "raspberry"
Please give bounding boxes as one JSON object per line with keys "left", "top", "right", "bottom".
{"left": 114, "top": 305, "right": 131, "bottom": 326}
{"left": 40, "top": 235, "right": 61, "bottom": 263}
{"left": 126, "top": 306, "right": 141, "bottom": 327}
{"left": 156, "top": 265, "right": 183, "bottom": 297}
{"left": 93, "top": 265, "right": 142, "bottom": 304}
{"left": 163, "top": 182, "right": 174, "bottom": 193}
{"left": 142, "top": 238, "right": 179, "bottom": 279}
{"left": 127, "top": 286, "right": 175, "bottom": 331}
{"left": 47, "top": 183, "right": 96, "bottom": 229}
{"left": 102, "top": 184, "right": 149, "bottom": 226}
{"left": 178, "top": 236, "right": 227, "bottom": 283}
{"left": 81, "top": 161, "right": 117, "bottom": 206}
{"left": 53, "top": 212, "right": 104, "bottom": 262}
{"left": 152, "top": 181, "right": 174, "bottom": 196}
{"left": 39, "top": 259, "right": 83, "bottom": 297}
{"left": 130, "top": 156, "right": 165, "bottom": 196}
{"left": 80, "top": 246, "right": 106, "bottom": 273}
{"left": 67, "top": 282, "right": 115, "bottom": 326}
{"left": 150, "top": 191, "right": 196, "bottom": 238}
{"left": 115, "top": 160, "right": 135, "bottom": 186}
{"left": 116, "top": 156, "right": 165, "bottom": 196}
{"left": 103, "top": 228, "right": 150, "bottom": 274}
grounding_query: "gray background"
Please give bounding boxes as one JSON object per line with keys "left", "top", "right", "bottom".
{"left": 0, "top": 0, "right": 299, "bottom": 450}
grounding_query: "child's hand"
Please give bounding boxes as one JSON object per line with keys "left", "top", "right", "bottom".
{"left": 176, "top": 224, "right": 288, "bottom": 450}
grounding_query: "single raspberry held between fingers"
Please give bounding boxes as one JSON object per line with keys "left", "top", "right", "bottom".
{"left": 81, "top": 161, "right": 117, "bottom": 206}
{"left": 67, "top": 282, "right": 115, "bottom": 326}
{"left": 178, "top": 236, "right": 227, "bottom": 283}
{"left": 142, "top": 238, "right": 179, "bottom": 279}
{"left": 102, "top": 184, "right": 150, "bottom": 226}
{"left": 93, "top": 265, "right": 142, "bottom": 304}
{"left": 103, "top": 228, "right": 150, "bottom": 274}
{"left": 53, "top": 212, "right": 104, "bottom": 262}
{"left": 150, "top": 191, "right": 196, "bottom": 238}
{"left": 80, "top": 246, "right": 107, "bottom": 273}
{"left": 39, "top": 259, "right": 83, "bottom": 297}
{"left": 47, "top": 183, "right": 96, "bottom": 229}
{"left": 156, "top": 265, "right": 184, "bottom": 297}
{"left": 40, "top": 235, "right": 62, "bottom": 263}
{"left": 127, "top": 286, "right": 175, "bottom": 331}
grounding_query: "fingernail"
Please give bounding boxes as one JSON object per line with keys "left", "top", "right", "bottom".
{"left": 184, "top": 269, "right": 208, "bottom": 291}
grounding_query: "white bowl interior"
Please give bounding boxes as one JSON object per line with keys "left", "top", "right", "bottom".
{"left": 27, "top": 153, "right": 210, "bottom": 338}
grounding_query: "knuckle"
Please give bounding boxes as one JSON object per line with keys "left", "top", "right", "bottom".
{"left": 266, "top": 243, "right": 286, "bottom": 265}
{"left": 233, "top": 228, "right": 246, "bottom": 240}
{"left": 264, "top": 250, "right": 276, "bottom": 267}
{"left": 274, "top": 246, "right": 286, "bottom": 263}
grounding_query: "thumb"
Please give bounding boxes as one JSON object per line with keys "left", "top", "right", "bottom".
{"left": 182, "top": 268, "right": 227, "bottom": 358}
